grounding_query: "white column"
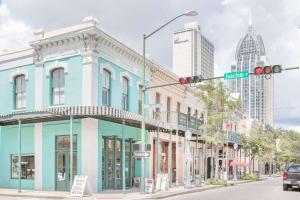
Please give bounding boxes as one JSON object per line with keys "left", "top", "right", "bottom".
{"left": 81, "top": 118, "right": 98, "bottom": 192}
{"left": 81, "top": 50, "right": 99, "bottom": 106}
{"left": 34, "top": 123, "right": 43, "bottom": 190}
{"left": 35, "top": 61, "right": 43, "bottom": 110}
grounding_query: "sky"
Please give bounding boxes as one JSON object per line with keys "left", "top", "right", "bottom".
{"left": 0, "top": 0, "right": 299, "bottom": 131}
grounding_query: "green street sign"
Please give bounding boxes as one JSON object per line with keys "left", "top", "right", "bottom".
{"left": 224, "top": 71, "right": 249, "bottom": 80}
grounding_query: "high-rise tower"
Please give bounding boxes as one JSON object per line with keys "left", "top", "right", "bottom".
{"left": 230, "top": 22, "right": 273, "bottom": 126}
{"left": 172, "top": 22, "right": 214, "bottom": 78}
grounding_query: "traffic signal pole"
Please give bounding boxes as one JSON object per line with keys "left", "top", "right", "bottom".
{"left": 146, "top": 66, "right": 299, "bottom": 90}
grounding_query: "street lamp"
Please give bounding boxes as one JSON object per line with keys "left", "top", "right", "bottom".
{"left": 140, "top": 10, "right": 198, "bottom": 192}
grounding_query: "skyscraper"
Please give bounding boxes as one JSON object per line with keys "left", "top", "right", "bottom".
{"left": 172, "top": 22, "right": 214, "bottom": 78}
{"left": 230, "top": 22, "right": 273, "bottom": 126}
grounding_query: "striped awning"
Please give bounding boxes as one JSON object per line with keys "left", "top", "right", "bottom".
{"left": 0, "top": 106, "right": 172, "bottom": 130}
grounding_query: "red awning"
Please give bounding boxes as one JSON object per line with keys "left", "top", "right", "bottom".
{"left": 228, "top": 161, "right": 249, "bottom": 167}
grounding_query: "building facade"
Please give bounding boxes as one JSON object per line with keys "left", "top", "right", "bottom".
{"left": 172, "top": 21, "right": 214, "bottom": 78}
{"left": 148, "top": 63, "right": 204, "bottom": 184}
{"left": 0, "top": 17, "right": 157, "bottom": 192}
{"left": 0, "top": 16, "right": 208, "bottom": 193}
{"left": 230, "top": 23, "right": 274, "bottom": 126}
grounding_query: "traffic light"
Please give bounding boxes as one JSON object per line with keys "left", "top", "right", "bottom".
{"left": 179, "top": 75, "right": 203, "bottom": 85}
{"left": 254, "top": 65, "right": 282, "bottom": 75}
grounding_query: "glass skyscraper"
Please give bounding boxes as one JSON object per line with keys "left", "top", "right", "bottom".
{"left": 230, "top": 23, "right": 273, "bottom": 126}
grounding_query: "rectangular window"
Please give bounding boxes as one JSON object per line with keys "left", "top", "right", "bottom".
{"left": 176, "top": 102, "right": 181, "bottom": 123}
{"left": 167, "top": 97, "right": 171, "bottom": 122}
{"left": 11, "top": 155, "right": 35, "bottom": 179}
{"left": 102, "top": 70, "right": 111, "bottom": 106}
{"left": 154, "top": 93, "right": 160, "bottom": 120}
{"left": 52, "top": 68, "right": 65, "bottom": 105}
{"left": 122, "top": 77, "right": 129, "bottom": 111}
{"left": 138, "top": 85, "right": 142, "bottom": 114}
{"left": 15, "top": 75, "right": 26, "bottom": 109}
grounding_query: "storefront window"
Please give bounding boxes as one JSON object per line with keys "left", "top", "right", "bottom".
{"left": 11, "top": 155, "right": 35, "bottom": 179}
{"left": 56, "top": 135, "right": 77, "bottom": 149}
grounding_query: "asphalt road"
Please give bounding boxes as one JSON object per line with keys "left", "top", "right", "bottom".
{"left": 0, "top": 178, "right": 299, "bottom": 200}
{"left": 166, "top": 177, "right": 300, "bottom": 200}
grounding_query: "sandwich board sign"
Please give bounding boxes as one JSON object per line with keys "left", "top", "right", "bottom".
{"left": 70, "top": 175, "right": 92, "bottom": 198}
{"left": 144, "top": 178, "right": 154, "bottom": 193}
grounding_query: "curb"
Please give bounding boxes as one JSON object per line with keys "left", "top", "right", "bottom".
{"left": 147, "top": 185, "right": 223, "bottom": 199}
{"left": 141, "top": 178, "right": 265, "bottom": 199}
{"left": 0, "top": 193, "right": 64, "bottom": 199}
{"left": 0, "top": 179, "right": 267, "bottom": 200}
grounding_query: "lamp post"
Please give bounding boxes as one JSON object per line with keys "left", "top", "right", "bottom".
{"left": 141, "top": 10, "right": 198, "bottom": 192}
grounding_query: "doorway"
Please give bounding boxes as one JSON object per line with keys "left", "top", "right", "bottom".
{"left": 102, "top": 136, "right": 134, "bottom": 190}
{"left": 55, "top": 135, "right": 77, "bottom": 191}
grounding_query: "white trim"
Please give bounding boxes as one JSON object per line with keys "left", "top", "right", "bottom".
{"left": 100, "top": 62, "right": 115, "bottom": 80}
{"left": 81, "top": 118, "right": 98, "bottom": 192}
{"left": 34, "top": 123, "right": 43, "bottom": 190}
{"left": 45, "top": 60, "right": 68, "bottom": 76}
{"left": 120, "top": 71, "right": 133, "bottom": 87}
{"left": 35, "top": 63, "right": 43, "bottom": 110}
{"left": 9, "top": 69, "right": 29, "bottom": 83}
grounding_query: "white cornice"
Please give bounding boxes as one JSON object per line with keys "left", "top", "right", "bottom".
{"left": 0, "top": 48, "right": 33, "bottom": 64}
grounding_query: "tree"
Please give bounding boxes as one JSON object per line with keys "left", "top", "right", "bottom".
{"left": 197, "top": 80, "right": 240, "bottom": 180}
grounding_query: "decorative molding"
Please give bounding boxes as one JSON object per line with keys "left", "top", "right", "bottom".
{"left": 45, "top": 60, "right": 68, "bottom": 76}
{"left": 9, "top": 68, "right": 29, "bottom": 83}
{"left": 100, "top": 62, "right": 116, "bottom": 80}
{"left": 120, "top": 71, "right": 133, "bottom": 87}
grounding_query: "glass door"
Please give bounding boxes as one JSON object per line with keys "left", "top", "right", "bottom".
{"left": 55, "top": 135, "right": 77, "bottom": 191}
{"left": 56, "top": 151, "right": 69, "bottom": 191}
{"left": 102, "top": 137, "right": 134, "bottom": 190}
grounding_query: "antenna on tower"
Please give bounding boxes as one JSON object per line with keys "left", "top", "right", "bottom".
{"left": 248, "top": 9, "right": 252, "bottom": 28}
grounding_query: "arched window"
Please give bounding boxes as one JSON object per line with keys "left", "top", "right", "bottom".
{"left": 102, "top": 69, "right": 111, "bottom": 106}
{"left": 51, "top": 68, "right": 65, "bottom": 105}
{"left": 14, "top": 75, "right": 26, "bottom": 109}
{"left": 122, "top": 77, "right": 129, "bottom": 111}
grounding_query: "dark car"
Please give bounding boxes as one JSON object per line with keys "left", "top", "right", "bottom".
{"left": 283, "top": 164, "right": 300, "bottom": 191}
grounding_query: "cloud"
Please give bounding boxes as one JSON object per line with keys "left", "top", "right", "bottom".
{"left": 1, "top": 0, "right": 300, "bottom": 131}
{"left": 0, "top": 3, "right": 33, "bottom": 51}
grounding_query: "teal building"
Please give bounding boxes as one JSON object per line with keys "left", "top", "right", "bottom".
{"left": 0, "top": 17, "right": 155, "bottom": 192}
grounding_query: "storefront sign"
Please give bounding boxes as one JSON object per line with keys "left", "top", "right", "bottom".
{"left": 145, "top": 178, "right": 154, "bottom": 193}
{"left": 70, "top": 175, "right": 91, "bottom": 197}
{"left": 133, "top": 151, "right": 150, "bottom": 158}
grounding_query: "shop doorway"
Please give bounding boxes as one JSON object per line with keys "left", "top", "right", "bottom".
{"left": 102, "top": 136, "right": 134, "bottom": 190}
{"left": 55, "top": 135, "right": 77, "bottom": 191}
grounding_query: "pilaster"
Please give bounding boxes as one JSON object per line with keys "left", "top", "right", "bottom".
{"left": 81, "top": 50, "right": 99, "bottom": 106}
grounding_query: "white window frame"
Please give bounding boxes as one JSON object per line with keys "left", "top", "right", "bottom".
{"left": 102, "top": 69, "right": 111, "bottom": 106}
{"left": 122, "top": 77, "right": 129, "bottom": 111}
{"left": 51, "top": 68, "right": 65, "bottom": 105}
{"left": 14, "top": 75, "right": 26, "bottom": 109}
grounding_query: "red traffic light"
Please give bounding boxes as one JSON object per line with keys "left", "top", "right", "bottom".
{"left": 179, "top": 77, "right": 187, "bottom": 85}
{"left": 186, "top": 77, "right": 194, "bottom": 83}
{"left": 179, "top": 75, "right": 203, "bottom": 85}
{"left": 263, "top": 66, "right": 272, "bottom": 74}
{"left": 254, "top": 67, "right": 263, "bottom": 75}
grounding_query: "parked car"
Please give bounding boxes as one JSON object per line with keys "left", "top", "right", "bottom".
{"left": 283, "top": 164, "right": 300, "bottom": 191}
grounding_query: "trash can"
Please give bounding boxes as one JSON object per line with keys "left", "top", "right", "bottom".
{"left": 195, "top": 175, "right": 202, "bottom": 187}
